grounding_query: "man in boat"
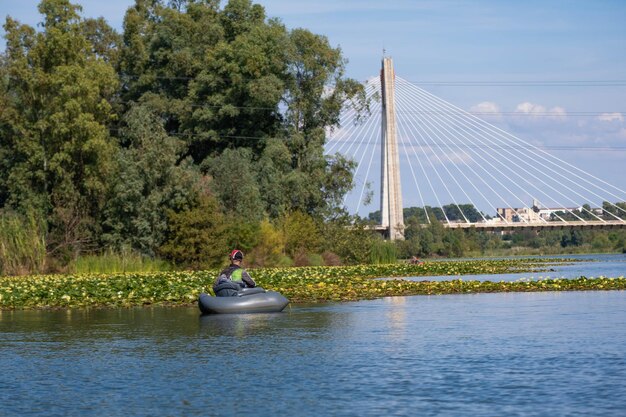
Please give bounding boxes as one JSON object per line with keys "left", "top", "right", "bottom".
{"left": 213, "top": 249, "right": 256, "bottom": 297}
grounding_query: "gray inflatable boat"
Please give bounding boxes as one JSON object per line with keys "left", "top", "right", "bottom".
{"left": 198, "top": 287, "right": 289, "bottom": 314}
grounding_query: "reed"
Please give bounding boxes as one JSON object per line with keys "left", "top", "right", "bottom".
{"left": 0, "top": 211, "right": 46, "bottom": 276}
{"left": 370, "top": 240, "right": 397, "bottom": 264}
{"left": 70, "top": 249, "right": 172, "bottom": 274}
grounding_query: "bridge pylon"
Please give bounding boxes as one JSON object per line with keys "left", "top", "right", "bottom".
{"left": 380, "top": 57, "right": 405, "bottom": 240}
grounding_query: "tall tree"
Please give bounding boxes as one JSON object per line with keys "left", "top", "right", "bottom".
{"left": 101, "top": 104, "right": 201, "bottom": 256}
{"left": 1, "top": 0, "right": 119, "bottom": 257}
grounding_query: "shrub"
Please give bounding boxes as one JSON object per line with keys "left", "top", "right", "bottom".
{"left": 293, "top": 250, "right": 310, "bottom": 266}
{"left": 307, "top": 253, "right": 325, "bottom": 267}
{"left": 249, "top": 219, "right": 284, "bottom": 267}
{"left": 321, "top": 251, "right": 342, "bottom": 266}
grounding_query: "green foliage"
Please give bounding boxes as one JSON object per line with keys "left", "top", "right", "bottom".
{"left": 282, "top": 211, "right": 322, "bottom": 257}
{"left": 203, "top": 148, "right": 264, "bottom": 221}
{"left": 101, "top": 104, "right": 201, "bottom": 256}
{"left": 158, "top": 194, "right": 227, "bottom": 268}
{"left": 249, "top": 219, "right": 284, "bottom": 267}
{"left": 1, "top": 0, "right": 367, "bottom": 272}
{"left": 222, "top": 215, "right": 260, "bottom": 256}
{"left": 320, "top": 216, "right": 375, "bottom": 264}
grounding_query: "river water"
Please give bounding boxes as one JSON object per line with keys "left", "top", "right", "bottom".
{"left": 406, "top": 253, "right": 626, "bottom": 282}
{"left": 1, "top": 258, "right": 625, "bottom": 416}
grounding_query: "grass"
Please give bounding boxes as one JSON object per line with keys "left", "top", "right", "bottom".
{"left": 71, "top": 251, "right": 172, "bottom": 274}
{"left": 0, "top": 211, "right": 46, "bottom": 276}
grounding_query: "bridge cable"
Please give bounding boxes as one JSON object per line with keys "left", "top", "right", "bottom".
{"left": 395, "top": 90, "right": 475, "bottom": 223}
{"left": 397, "top": 78, "right": 612, "bottom": 223}
{"left": 398, "top": 78, "right": 587, "bottom": 223}
{"left": 398, "top": 109, "right": 435, "bottom": 224}
{"left": 400, "top": 78, "right": 626, "bottom": 221}
{"left": 402, "top": 81, "right": 612, "bottom": 223}
{"left": 397, "top": 79, "right": 569, "bottom": 223}
{"left": 335, "top": 81, "right": 381, "bottom": 159}
{"left": 354, "top": 103, "right": 384, "bottom": 214}
{"left": 394, "top": 102, "right": 461, "bottom": 225}
{"left": 342, "top": 100, "right": 382, "bottom": 209}
{"left": 397, "top": 83, "right": 487, "bottom": 223}
{"left": 398, "top": 80, "right": 526, "bottom": 223}
{"left": 325, "top": 81, "right": 380, "bottom": 154}
{"left": 396, "top": 84, "right": 517, "bottom": 223}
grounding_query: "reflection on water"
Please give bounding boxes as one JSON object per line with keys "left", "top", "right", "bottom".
{"left": 384, "top": 297, "right": 407, "bottom": 340}
{"left": 1, "top": 291, "right": 625, "bottom": 416}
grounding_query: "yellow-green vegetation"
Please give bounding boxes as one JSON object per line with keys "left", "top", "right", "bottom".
{"left": 1, "top": 258, "right": 624, "bottom": 310}
{"left": 71, "top": 252, "right": 172, "bottom": 274}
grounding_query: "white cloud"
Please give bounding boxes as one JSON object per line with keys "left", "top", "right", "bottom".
{"left": 515, "top": 102, "right": 546, "bottom": 115}
{"left": 598, "top": 112, "right": 624, "bottom": 122}
{"left": 470, "top": 101, "right": 501, "bottom": 114}
{"left": 514, "top": 102, "right": 567, "bottom": 121}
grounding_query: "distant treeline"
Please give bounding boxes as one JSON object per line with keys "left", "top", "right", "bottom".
{"left": 368, "top": 203, "right": 626, "bottom": 224}
{"left": 368, "top": 204, "right": 489, "bottom": 224}
{"left": 372, "top": 205, "right": 626, "bottom": 258}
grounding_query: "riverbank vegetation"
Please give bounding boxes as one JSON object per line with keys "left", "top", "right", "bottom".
{"left": 0, "top": 0, "right": 371, "bottom": 274}
{"left": 1, "top": 258, "right": 624, "bottom": 310}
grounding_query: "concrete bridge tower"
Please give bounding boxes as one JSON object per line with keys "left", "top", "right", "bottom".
{"left": 380, "top": 57, "right": 405, "bottom": 240}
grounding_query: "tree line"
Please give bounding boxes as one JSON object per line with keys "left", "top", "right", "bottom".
{"left": 0, "top": 0, "right": 376, "bottom": 274}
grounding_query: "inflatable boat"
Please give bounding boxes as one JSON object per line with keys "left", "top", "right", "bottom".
{"left": 198, "top": 287, "right": 289, "bottom": 314}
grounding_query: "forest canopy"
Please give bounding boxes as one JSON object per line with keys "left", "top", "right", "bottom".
{"left": 0, "top": 0, "right": 371, "bottom": 271}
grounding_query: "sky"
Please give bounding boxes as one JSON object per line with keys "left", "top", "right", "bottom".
{"left": 1, "top": 0, "right": 625, "bottom": 215}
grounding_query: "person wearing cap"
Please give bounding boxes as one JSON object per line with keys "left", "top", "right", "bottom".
{"left": 212, "top": 249, "right": 256, "bottom": 297}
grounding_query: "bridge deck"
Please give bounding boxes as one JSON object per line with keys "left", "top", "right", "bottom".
{"left": 368, "top": 221, "right": 626, "bottom": 233}
{"left": 444, "top": 220, "right": 626, "bottom": 231}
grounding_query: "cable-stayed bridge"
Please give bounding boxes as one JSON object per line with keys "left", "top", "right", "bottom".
{"left": 326, "top": 58, "right": 626, "bottom": 239}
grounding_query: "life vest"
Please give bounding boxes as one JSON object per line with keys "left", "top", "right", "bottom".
{"left": 213, "top": 265, "right": 243, "bottom": 297}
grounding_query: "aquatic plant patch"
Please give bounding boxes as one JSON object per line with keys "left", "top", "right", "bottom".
{"left": 1, "top": 258, "right": 620, "bottom": 309}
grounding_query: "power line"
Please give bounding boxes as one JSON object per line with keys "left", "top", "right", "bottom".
{"left": 91, "top": 74, "right": 626, "bottom": 87}
{"left": 106, "top": 126, "right": 626, "bottom": 152}
{"left": 402, "top": 80, "right": 626, "bottom": 87}
{"left": 396, "top": 110, "right": 624, "bottom": 117}
{"left": 112, "top": 99, "right": 622, "bottom": 117}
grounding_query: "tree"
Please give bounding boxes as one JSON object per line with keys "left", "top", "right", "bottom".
{"left": 1, "top": 0, "right": 119, "bottom": 258}
{"left": 159, "top": 194, "right": 227, "bottom": 268}
{"left": 320, "top": 215, "right": 375, "bottom": 264}
{"left": 282, "top": 211, "right": 322, "bottom": 257}
{"left": 203, "top": 147, "right": 265, "bottom": 221}
{"left": 249, "top": 219, "right": 284, "bottom": 267}
{"left": 101, "top": 104, "right": 201, "bottom": 256}
{"left": 256, "top": 138, "right": 292, "bottom": 218}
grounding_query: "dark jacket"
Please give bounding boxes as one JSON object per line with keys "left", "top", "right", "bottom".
{"left": 213, "top": 264, "right": 256, "bottom": 297}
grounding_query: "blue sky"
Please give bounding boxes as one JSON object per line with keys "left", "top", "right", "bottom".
{"left": 2, "top": 0, "right": 625, "bottom": 215}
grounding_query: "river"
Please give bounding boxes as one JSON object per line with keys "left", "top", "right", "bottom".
{"left": 0, "top": 256, "right": 625, "bottom": 416}
{"left": 405, "top": 253, "right": 626, "bottom": 282}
